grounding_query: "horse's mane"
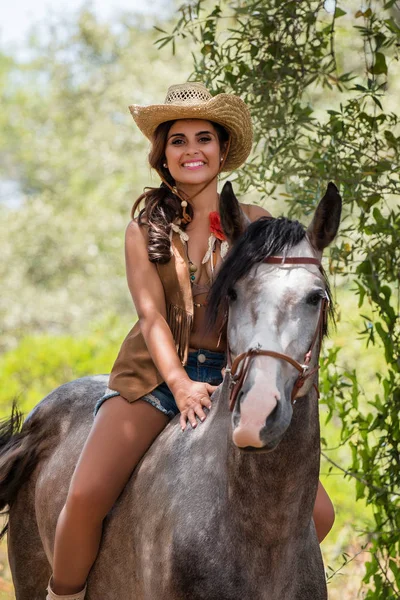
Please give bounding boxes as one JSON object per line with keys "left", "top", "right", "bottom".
{"left": 205, "top": 216, "right": 334, "bottom": 334}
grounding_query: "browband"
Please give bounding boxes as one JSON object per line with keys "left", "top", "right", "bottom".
{"left": 263, "top": 256, "right": 321, "bottom": 266}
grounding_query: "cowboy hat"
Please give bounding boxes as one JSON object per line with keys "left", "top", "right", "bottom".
{"left": 129, "top": 82, "right": 253, "bottom": 171}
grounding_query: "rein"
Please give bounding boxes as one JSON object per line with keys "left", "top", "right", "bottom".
{"left": 224, "top": 256, "right": 329, "bottom": 412}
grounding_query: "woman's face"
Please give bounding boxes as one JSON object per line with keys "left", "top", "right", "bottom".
{"left": 164, "top": 119, "right": 223, "bottom": 187}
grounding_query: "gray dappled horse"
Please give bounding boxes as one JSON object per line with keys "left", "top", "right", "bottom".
{"left": 0, "top": 183, "right": 341, "bottom": 600}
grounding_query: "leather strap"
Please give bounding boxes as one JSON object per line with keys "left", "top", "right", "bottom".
{"left": 263, "top": 256, "right": 321, "bottom": 266}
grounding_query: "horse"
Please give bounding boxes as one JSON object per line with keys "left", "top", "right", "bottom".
{"left": 0, "top": 182, "right": 341, "bottom": 599}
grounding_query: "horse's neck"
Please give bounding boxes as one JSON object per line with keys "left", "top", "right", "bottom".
{"left": 222, "top": 389, "right": 321, "bottom": 542}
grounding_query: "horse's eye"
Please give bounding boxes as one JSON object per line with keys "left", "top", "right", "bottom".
{"left": 227, "top": 287, "right": 237, "bottom": 302}
{"left": 306, "top": 292, "right": 323, "bottom": 306}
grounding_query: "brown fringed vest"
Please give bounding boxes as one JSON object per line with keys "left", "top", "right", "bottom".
{"left": 108, "top": 231, "right": 195, "bottom": 402}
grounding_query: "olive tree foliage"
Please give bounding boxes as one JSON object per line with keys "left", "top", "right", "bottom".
{"left": 0, "top": 8, "right": 191, "bottom": 351}
{"left": 159, "top": 0, "right": 400, "bottom": 596}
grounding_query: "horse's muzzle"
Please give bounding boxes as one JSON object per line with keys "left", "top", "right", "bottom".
{"left": 232, "top": 383, "right": 293, "bottom": 450}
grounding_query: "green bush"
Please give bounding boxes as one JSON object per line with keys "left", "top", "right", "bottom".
{"left": 0, "top": 314, "right": 132, "bottom": 415}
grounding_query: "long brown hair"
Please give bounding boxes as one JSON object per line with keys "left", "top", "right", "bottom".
{"left": 132, "top": 120, "right": 229, "bottom": 263}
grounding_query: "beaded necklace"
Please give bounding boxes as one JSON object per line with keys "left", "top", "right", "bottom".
{"left": 170, "top": 212, "right": 229, "bottom": 306}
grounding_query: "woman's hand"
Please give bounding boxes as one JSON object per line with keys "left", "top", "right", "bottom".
{"left": 173, "top": 380, "right": 219, "bottom": 431}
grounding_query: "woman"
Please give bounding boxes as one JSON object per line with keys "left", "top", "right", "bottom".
{"left": 47, "top": 82, "right": 334, "bottom": 600}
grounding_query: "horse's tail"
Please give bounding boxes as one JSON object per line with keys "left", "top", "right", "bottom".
{"left": 0, "top": 402, "right": 51, "bottom": 538}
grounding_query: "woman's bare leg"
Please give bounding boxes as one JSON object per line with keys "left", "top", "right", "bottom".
{"left": 313, "top": 480, "right": 335, "bottom": 543}
{"left": 51, "top": 397, "right": 168, "bottom": 595}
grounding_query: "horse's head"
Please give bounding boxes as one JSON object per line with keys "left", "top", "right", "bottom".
{"left": 207, "top": 182, "right": 342, "bottom": 451}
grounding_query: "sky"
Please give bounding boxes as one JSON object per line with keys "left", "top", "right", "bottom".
{"left": 0, "top": 0, "right": 168, "bottom": 48}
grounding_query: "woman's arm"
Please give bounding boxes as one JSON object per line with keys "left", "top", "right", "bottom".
{"left": 125, "top": 220, "right": 190, "bottom": 392}
{"left": 125, "top": 220, "right": 217, "bottom": 428}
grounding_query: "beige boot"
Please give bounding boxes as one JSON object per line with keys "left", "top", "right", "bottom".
{"left": 46, "top": 577, "right": 87, "bottom": 600}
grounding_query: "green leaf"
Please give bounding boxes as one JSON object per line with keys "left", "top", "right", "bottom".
{"left": 225, "top": 71, "right": 237, "bottom": 86}
{"left": 384, "top": 130, "right": 397, "bottom": 148}
{"left": 384, "top": 17, "right": 400, "bottom": 35}
{"left": 366, "top": 193, "right": 382, "bottom": 208}
{"left": 334, "top": 7, "right": 347, "bottom": 18}
{"left": 211, "top": 5, "right": 222, "bottom": 17}
{"left": 356, "top": 478, "right": 365, "bottom": 501}
{"left": 250, "top": 44, "right": 258, "bottom": 58}
{"left": 370, "top": 52, "right": 388, "bottom": 76}
{"left": 372, "top": 96, "right": 383, "bottom": 110}
{"left": 155, "top": 35, "right": 174, "bottom": 50}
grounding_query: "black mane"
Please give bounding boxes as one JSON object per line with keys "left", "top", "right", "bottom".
{"left": 205, "top": 216, "right": 333, "bottom": 334}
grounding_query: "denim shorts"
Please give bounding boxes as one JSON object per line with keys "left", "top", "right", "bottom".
{"left": 94, "top": 348, "right": 226, "bottom": 419}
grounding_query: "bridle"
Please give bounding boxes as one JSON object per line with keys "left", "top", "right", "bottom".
{"left": 224, "top": 256, "right": 329, "bottom": 412}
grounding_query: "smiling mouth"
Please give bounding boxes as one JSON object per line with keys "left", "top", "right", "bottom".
{"left": 182, "top": 161, "right": 206, "bottom": 169}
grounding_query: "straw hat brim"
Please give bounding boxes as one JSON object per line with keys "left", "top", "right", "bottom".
{"left": 129, "top": 93, "right": 253, "bottom": 172}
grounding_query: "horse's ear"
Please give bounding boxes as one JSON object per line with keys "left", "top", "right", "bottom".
{"left": 307, "top": 182, "right": 342, "bottom": 251}
{"left": 219, "top": 181, "right": 250, "bottom": 244}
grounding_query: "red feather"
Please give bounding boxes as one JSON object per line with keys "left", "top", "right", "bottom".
{"left": 209, "top": 211, "right": 226, "bottom": 241}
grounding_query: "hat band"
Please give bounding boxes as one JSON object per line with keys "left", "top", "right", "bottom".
{"left": 164, "top": 99, "right": 210, "bottom": 106}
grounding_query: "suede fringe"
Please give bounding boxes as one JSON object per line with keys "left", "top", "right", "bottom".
{"left": 166, "top": 302, "right": 193, "bottom": 364}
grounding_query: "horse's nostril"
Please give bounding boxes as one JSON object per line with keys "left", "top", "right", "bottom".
{"left": 232, "top": 390, "right": 244, "bottom": 428}
{"left": 265, "top": 400, "right": 280, "bottom": 426}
